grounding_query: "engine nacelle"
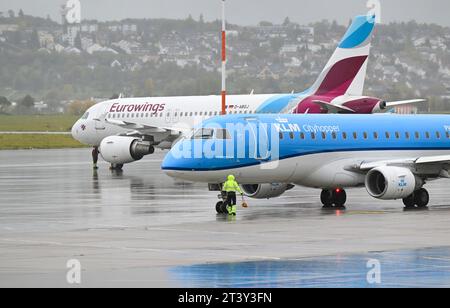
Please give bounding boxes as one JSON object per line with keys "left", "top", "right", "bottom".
{"left": 100, "top": 136, "right": 154, "bottom": 164}
{"left": 370, "top": 100, "right": 387, "bottom": 113}
{"left": 365, "top": 166, "right": 420, "bottom": 200}
{"left": 242, "top": 183, "right": 294, "bottom": 199}
{"left": 343, "top": 97, "right": 386, "bottom": 114}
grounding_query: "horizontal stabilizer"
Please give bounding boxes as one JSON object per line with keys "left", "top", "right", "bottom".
{"left": 385, "top": 99, "right": 427, "bottom": 108}
{"left": 312, "top": 100, "right": 356, "bottom": 114}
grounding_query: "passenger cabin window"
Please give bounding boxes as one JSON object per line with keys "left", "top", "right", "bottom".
{"left": 446, "top": 132, "right": 450, "bottom": 139}
{"left": 395, "top": 132, "right": 400, "bottom": 139}
{"left": 363, "top": 132, "right": 368, "bottom": 140}
{"left": 289, "top": 132, "right": 294, "bottom": 140}
{"left": 436, "top": 132, "right": 441, "bottom": 139}
{"left": 385, "top": 132, "right": 390, "bottom": 139}
{"left": 311, "top": 132, "right": 316, "bottom": 140}
{"left": 279, "top": 132, "right": 284, "bottom": 140}
{"left": 342, "top": 132, "right": 347, "bottom": 140}
{"left": 300, "top": 132, "right": 305, "bottom": 140}
{"left": 332, "top": 132, "right": 337, "bottom": 140}
{"left": 373, "top": 132, "right": 379, "bottom": 139}
{"left": 415, "top": 132, "right": 420, "bottom": 139}
{"left": 405, "top": 132, "right": 410, "bottom": 139}
{"left": 425, "top": 132, "right": 430, "bottom": 139}
{"left": 353, "top": 132, "right": 358, "bottom": 140}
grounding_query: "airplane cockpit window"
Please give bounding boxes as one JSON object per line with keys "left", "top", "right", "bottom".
{"left": 193, "top": 128, "right": 215, "bottom": 140}
{"left": 215, "top": 129, "right": 231, "bottom": 140}
{"left": 81, "top": 112, "right": 89, "bottom": 120}
{"left": 192, "top": 128, "right": 231, "bottom": 140}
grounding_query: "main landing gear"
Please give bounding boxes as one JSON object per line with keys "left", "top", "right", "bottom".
{"left": 321, "top": 189, "right": 347, "bottom": 210}
{"left": 109, "top": 163, "right": 124, "bottom": 171}
{"left": 403, "top": 188, "right": 429, "bottom": 211}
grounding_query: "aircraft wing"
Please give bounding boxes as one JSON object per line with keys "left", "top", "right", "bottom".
{"left": 385, "top": 99, "right": 427, "bottom": 108}
{"left": 312, "top": 100, "right": 356, "bottom": 114}
{"left": 105, "top": 118, "right": 189, "bottom": 136}
{"left": 351, "top": 155, "right": 450, "bottom": 178}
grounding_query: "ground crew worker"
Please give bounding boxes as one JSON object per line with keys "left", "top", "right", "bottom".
{"left": 223, "top": 175, "right": 243, "bottom": 216}
{"left": 92, "top": 146, "right": 99, "bottom": 170}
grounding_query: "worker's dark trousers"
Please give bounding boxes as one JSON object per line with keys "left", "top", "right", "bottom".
{"left": 226, "top": 192, "right": 237, "bottom": 206}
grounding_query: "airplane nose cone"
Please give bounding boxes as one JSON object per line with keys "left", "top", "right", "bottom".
{"left": 71, "top": 121, "right": 80, "bottom": 142}
{"left": 161, "top": 150, "right": 179, "bottom": 173}
{"left": 161, "top": 143, "right": 192, "bottom": 179}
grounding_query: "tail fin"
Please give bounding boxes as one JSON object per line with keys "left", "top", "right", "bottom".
{"left": 309, "top": 15, "right": 376, "bottom": 97}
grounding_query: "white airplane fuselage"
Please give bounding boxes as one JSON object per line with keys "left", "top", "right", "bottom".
{"left": 71, "top": 93, "right": 284, "bottom": 147}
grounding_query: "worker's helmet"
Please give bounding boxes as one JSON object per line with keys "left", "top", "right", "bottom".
{"left": 227, "top": 175, "right": 235, "bottom": 181}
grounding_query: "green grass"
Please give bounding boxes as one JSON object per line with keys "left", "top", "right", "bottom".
{"left": 0, "top": 115, "right": 79, "bottom": 132}
{"left": 0, "top": 134, "right": 87, "bottom": 150}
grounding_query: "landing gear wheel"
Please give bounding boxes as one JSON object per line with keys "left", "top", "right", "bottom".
{"left": 402, "top": 193, "right": 416, "bottom": 209}
{"left": 321, "top": 189, "right": 347, "bottom": 210}
{"left": 216, "top": 201, "right": 224, "bottom": 214}
{"left": 321, "top": 190, "right": 334, "bottom": 208}
{"left": 110, "top": 164, "right": 124, "bottom": 171}
{"left": 220, "top": 202, "right": 228, "bottom": 214}
{"left": 414, "top": 188, "right": 429, "bottom": 209}
{"left": 333, "top": 189, "right": 347, "bottom": 209}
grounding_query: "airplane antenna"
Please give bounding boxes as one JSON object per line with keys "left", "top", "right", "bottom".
{"left": 221, "top": 0, "right": 227, "bottom": 115}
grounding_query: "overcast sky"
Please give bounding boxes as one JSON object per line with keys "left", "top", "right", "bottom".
{"left": 0, "top": 0, "right": 449, "bottom": 26}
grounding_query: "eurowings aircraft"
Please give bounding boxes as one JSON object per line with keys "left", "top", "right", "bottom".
{"left": 162, "top": 114, "right": 450, "bottom": 212}
{"left": 71, "top": 15, "right": 424, "bottom": 169}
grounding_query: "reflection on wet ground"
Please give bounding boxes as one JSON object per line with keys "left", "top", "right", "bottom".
{"left": 1, "top": 149, "right": 450, "bottom": 287}
{"left": 172, "top": 247, "right": 450, "bottom": 288}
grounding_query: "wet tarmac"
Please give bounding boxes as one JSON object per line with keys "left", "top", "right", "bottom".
{"left": 1, "top": 148, "right": 450, "bottom": 287}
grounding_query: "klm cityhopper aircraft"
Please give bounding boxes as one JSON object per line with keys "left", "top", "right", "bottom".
{"left": 162, "top": 114, "right": 450, "bottom": 212}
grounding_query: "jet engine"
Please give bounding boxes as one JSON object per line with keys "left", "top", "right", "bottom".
{"left": 242, "top": 183, "right": 294, "bottom": 199}
{"left": 99, "top": 136, "right": 154, "bottom": 165}
{"left": 365, "top": 166, "right": 421, "bottom": 200}
{"left": 368, "top": 99, "right": 387, "bottom": 113}
{"left": 342, "top": 97, "right": 387, "bottom": 114}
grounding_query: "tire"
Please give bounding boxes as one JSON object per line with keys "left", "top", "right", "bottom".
{"left": 216, "top": 201, "right": 224, "bottom": 214}
{"left": 333, "top": 189, "right": 347, "bottom": 208}
{"left": 220, "top": 201, "right": 228, "bottom": 214}
{"left": 402, "top": 194, "right": 416, "bottom": 208}
{"left": 321, "top": 189, "right": 334, "bottom": 208}
{"left": 110, "top": 164, "right": 124, "bottom": 170}
{"left": 414, "top": 188, "right": 429, "bottom": 208}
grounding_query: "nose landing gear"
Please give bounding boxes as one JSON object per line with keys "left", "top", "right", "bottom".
{"left": 216, "top": 191, "right": 229, "bottom": 214}
{"left": 321, "top": 189, "right": 347, "bottom": 210}
{"left": 92, "top": 147, "right": 99, "bottom": 170}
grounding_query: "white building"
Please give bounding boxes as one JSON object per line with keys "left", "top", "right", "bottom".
{"left": 81, "top": 23, "right": 99, "bottom": 33}
{"left": 0, "top": 24, "right": 19, "bottom": 33}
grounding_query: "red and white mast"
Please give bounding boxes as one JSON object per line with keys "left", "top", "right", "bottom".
{"left": 221, "top": 0, "right": 227, "bottom": 115}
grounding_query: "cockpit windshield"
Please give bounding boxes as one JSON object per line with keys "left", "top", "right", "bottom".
{"left": 193, "top": 128, "right": 214, "bottom": 140}
{"left": 81, "top": 112, "right": 89, "bottom": 120}
{"left": 192, "top": 128, "right": 231, "bottom": 140}
{"left": 215, "top": 129, "right": 231, "bottom": 140}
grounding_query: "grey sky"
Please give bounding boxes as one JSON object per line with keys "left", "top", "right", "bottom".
{"left": 0, "top": 0, "right": 449, "bottom": 26}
